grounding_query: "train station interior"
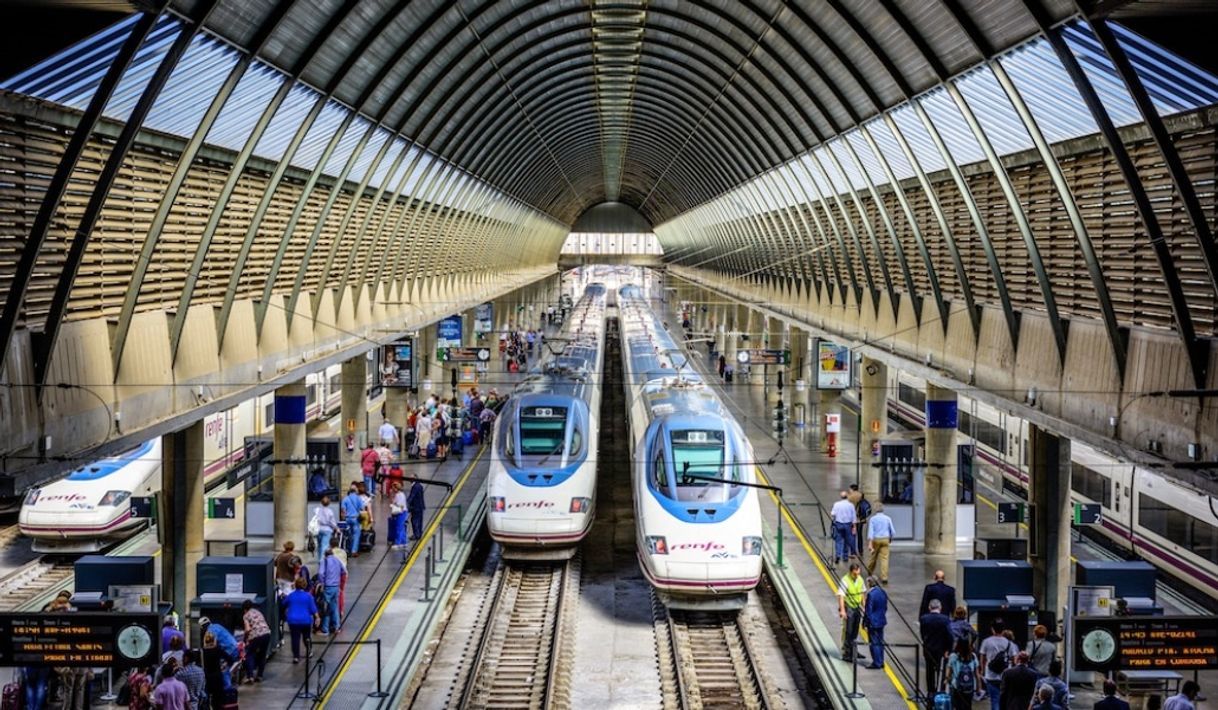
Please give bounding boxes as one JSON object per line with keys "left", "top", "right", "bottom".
{"left": 0, "top": 1, "right": 1216, "bottom": 708}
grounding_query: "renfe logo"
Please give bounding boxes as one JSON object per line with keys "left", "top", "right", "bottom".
{"left": 670, "top": 541, "right": 726, "bottom": 552}
{"left": 508, "top": 500, "right": 555, "bottom": 509}
{"left": 40, "top": 493, "right": 88, "bottom": 503}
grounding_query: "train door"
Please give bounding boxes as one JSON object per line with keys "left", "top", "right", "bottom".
{"left": 879, "top": 440, "right": 922, "bottom": 541}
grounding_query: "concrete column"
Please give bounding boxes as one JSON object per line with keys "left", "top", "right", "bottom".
{"left": 790, "top": 329, "right": 811, "bottom": 424}
{"left": 340, "top": 356, "right": 369, "bottom": 480}
{"left": 859, "top": 358, "right": 888, "bottom": 503}
{"left": 161, "top": 421, "right": 205, "bottom": 635}
{"left": 384, "top": 387, "right": 410, "bottom": 448}
{"left": 1029, "top": 423, "right": 1071, "bottom": 620}
{"left": 923, "top": 383, "right": 958, "bottom": 555}
{"left": 273, "top": 380, "right": 308, "bottom": 550}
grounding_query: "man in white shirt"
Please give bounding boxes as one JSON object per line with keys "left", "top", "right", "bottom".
{"left": 1163, "top": 681, "right": 1201, "bottom": 710}
{"left": 378, "top": 418, "right": 398, "bottom": 450}
{"left": 830, "top": 490, "right": 857, "bottom": 565}
{"left": 866, "top": 502, "right": 895, "bottom": 584}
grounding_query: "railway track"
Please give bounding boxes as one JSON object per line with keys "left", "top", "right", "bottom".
{"left": 0, "top": 558, "right": 75, "bottom": 612}
{"left": 653, "top": 592, "right": 774, "bottom": 710}
{"left": 451, "top": 555, "right": 579, "bottom": 709}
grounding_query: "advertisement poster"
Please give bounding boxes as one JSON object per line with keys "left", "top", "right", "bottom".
{"left": 474, "top": 303, "right": 494, "bottom": 333}
{"left": 382, "top": 337, "right": 414, "bottom": 388}
{"left": 437, "top": 315, "right": 463, "bottom": 351}
{"left": 816, "top": 340, "right": 851, "bottom": 390}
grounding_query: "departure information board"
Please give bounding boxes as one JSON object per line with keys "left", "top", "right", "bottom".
{"left": 1073, "top": 616, "right": 1218, "bottom": 671}
{"left": 0, "top": 613, "right": 160, "bottom": 667}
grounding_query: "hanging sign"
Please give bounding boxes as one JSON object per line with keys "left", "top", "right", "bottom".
{"left": 474, "top": 303, "right": 494, "bottom": 333}
{"left": 383, "top": 337, "right": 414, "bottom": 388}
{"left": 437, "top": 315, "right": 463, "bottom": 356}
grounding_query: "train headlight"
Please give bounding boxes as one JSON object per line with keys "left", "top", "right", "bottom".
{"left": 646, "top": 536, "right": 668, "bottom": 555}
{"left": 490, "top": 496, "right": 506, "bottom": 513}
{"left": 569, "top": 497, "right": 591, "bottom": 513}
{"left": 98, "top": 490, "right": 131, "bottom": 506}
{"left": 742, "top": 536, "right": 763, "bottom": 556}
{"left": 23, "top": 489, "right": 40, "bottom": 506}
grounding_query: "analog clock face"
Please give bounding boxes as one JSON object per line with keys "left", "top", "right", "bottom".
{"left": 117, "top": 623, "right": 152, "bottom": 660}
{"left": 1081, "top": 627, "right": 1117, "bottom": 665}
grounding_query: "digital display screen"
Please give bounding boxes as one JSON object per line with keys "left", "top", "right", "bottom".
{"left": 0, "top": 613, "right": 160, "bottom": 667}
{"left": 1073, "top": 616, "right": 1218, "bottom": 672}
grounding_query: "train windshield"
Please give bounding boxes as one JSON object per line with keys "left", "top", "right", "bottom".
{"left": 518, "top": 406, "right": 570, "bottom": 456}
{"left": 667, "top": 429, "right": 740, "bottom": 502}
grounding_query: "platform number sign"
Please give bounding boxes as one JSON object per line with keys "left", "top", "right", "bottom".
{"left": 129, "top": 496, "right": 155, "bottom": 519}
{"left": 1072, "top": 503, "right": 1102, "bottom": 526}
{"left": 997, "top": 502, "right": 1025, "bottom": 525}
{"left": 207, "top": 498, "right": 235, "bottom": 519}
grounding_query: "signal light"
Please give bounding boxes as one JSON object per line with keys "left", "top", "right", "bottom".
{"left": 646, "top": 536, "right": 668, "bottom": 555}
{"left": 569, "top": 497, "right": 590, "bottom": 513}
{"left": 742, "top": 536, "right": 762, "bottom": 556}
{"left": 99, "top": 490, "right": 131, "bottom": 506}
{"left": 490, "top": 497, "right": 506, "bottom": 513}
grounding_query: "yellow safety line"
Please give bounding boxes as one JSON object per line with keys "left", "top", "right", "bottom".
{"left": 756, "top": 468, "right": 918, "bottom": 710}
{"left": 318, "top": 447, "right": 486, "bottom": 706}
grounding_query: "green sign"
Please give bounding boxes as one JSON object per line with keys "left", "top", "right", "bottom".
{"left": 207, "top": 498, "right": 235, "bottom": 519}
{"left": 997, "top": 502, "right": 1025, "bottom": 525}
{"left": 1073, "top": 503, "right": 1102, "bottom": 526}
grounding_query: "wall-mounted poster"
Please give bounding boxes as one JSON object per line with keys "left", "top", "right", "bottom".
{"left": 382, "top": 337, "right": 414, "bottom": 388}
{"left": 474, "top": 303, "right": 494, "bottom": 333}
{"left": 437, "top": 315, "right": 463, "bottom": 353}
{"left": 816, "top": 340, "right": 851, "bottom": 390}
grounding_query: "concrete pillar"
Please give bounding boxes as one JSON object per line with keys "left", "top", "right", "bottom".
{"left": 1029, "top": 424, "right": 1071, "bottom": 620}
{"left": 161, "top": 421, "right": 205, "bottom": 636}
{"left": 923, "top": 383, "right": 958, "bottom": 555}
{"left": 384, "top": 387, "right": 410, "bottom": 448}
{"left": 859, "top": 358, "right": 888, "bottom": 503}
{"left": 340, "top": 356, "right": 369, "bottom": 481}
{"left": 790, "top": 328, "right": 811, "bottom": 423}
{"left": 273, "top": 380, "right": 308, "bottom": 550}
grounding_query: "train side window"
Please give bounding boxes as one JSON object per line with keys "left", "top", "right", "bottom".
{"left": 1070, "top": 463, "right": 1110, "bottom": 504}
{"left": 1139, "top": 493, "right": 1218, "bottom": 565}
{"left": 652, "top": 449, "right": 667, "bottom": 492}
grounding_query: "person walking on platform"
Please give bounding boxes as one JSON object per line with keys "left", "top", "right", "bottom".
{"left": 980, "top": 621, "right": 1018, "bottom": 710}
{"left": 274, "top": 541, "right": 298, "bottom": 596}
{"left": 836, "top": 562, "right": 866, "bottom": 662}
{"left": 848, "top": 484, "right": 870, "bottom": 553}
{"left": 389, "top": 482, "right": 408, "bottom": 546}
{"left": 919, "top": 570, "right": 957, "bottom": 617}
{"left": 378, "top": 417, "right": 399, "bottom": 451}
{"left": 360, "top": 443, "right": 379, "bottom": 496}
{"left": 1027, "top": 624, "right": 1055, "bottom": 677}
{"left": 1162, "top": 680, "right": 1201, "bottom": 710}
{"left": 407, "top": 478, "right": 426, "bottom": 541}
{"left": 830, "top": 490, "right": 858, "bottom": 564}
{"left": 999, "top": 652, "right": 1038, "bottom": 710}
{"left": 312, "top": 495, "right": 338, "bottom": 558}
{"left": 920, "top": 599, "right": 953, "bottom": 699}
{"left": 866, "top": 502, "right": 894, "bottom": 584}
{"left": 340, "top": 484, "right": 365, "bottom": 557}
{"left": 946, "top": 637, "right": 981, "bottom": 710}
{"left": 1094, "top": 680, "right": 1131, "bottom": 710}
{"left": 862, "top": 575, "right": 888, "bottom": 670}
{"left": 240, "top": 600, "right": 271, "bottom": 684}
{"left": 282, "top": 577, "right": 318, "bottom": 665}
{"left": 316, "top": 547, "right": 345, "bottom": 636}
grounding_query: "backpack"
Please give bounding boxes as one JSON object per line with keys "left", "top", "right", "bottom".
{"left": 987, "top": 646, "right": 1008, "bottom": 674}
{"left": 857, "top": 497, "right": 872, "bottom": 520}
{"left": 953, "top": 658, "right": 976, "bottom": 693}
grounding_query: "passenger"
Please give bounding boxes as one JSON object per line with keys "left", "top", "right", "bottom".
{"left": 282, "top": 577, "right": 319, "bottom": 664}
{"left": 1030, "top": 684, "right": 1063, "bottom": 710}
{"left": 920, "top": 599, "right": 953, "bottom": 700}
{"left": 162, "top": 634, "right": 185, "bottom": 667}
{"left": 980, "top": 621, "right": 1017, "bottom": 710}
{"left": 274, "top": 541, "right": 298, "bottom": 596}
{"left": 998, "top": 652, "right": 1038, "bottom": 710}
{"left": 161, "top": 616, "right": 186, "bottom": 656}
{"left": 1094, "top": 680, "right": 1131, "bottom": 710}
{"left": 949, "top": 606, "right": 977, "bottom": 647}
{"left": 316, "top": 547, "right": 345, "bottom": 636}
{"left": 199, "top": 632, "right": 226, "bottom": 710}
{"left": 830, "top": 490, "right": 858, "bottom": 564}
{"left": 21, "top": 666, "right": 50, "bottom": 710}
{"left": 1034, "top": 660, "right": 1069, "bottom": 709}
{"left": 358, "top": 482, "right": 375, "bottom": 535}
{"left": 945, "top": 638, "right": 980, "bottom": 710}
{"left": 415, "top": 409, "right": 433, "bottom": 454}
{"left": 377, "top": 417, "right": 399, "bottom": 451}
{"left": 836, "top": 562, "right": 865, "bottom": 662}
{"left": 307, "top": 468, "right": 330, "bottom": 499}
{"left": 862, "top": 575, "right": 887, "bottom": 670}
{"left": 197, "top": 617, "right": 238, "bottom": 667}
{"left": 125, "top": 665, "right": 153, "bottom": 710}
{"left": 1026, "top": 624, "right": 1055, "bottom": 676}
{"left": 919, "top": 570, "right": 957, "bottom": 618}
{"left": 152, "top": 662, "right": 189, "bottom": 710}
{"left": 340, "top": 484, "right": 365, "bottom": 558}
{"left": 312, "top": 496, "right": 339, "bottom": 558}
{"left": 865, "top": 502, "right": 894, "bottom": 584}
{"left": 389, "top": 482, "right": 407, "bottom": 546}
{"left": 360, "top": 443, "right": 379, "bottom": 495}
{"left": 407, "top": 478, "right": 426, "bottom": 541}
{"left": 478, "top": 405, "right": 497, "bottom": 442}
{"left": 175, "top": 651, "right": 205, "bottom": 710}
{"left": 1162, "top": 681, "right": 1201, "bottom": 710}
{"left": 328, "top": 537, "right": 348, "bottom": 617}
{"left": 850, "top": 484, "right": 871, "bottom": 553}
{"left": 240, "top": 600, "right": 271, "bottom": 684}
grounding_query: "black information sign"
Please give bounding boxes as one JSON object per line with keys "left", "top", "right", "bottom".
{"left": 997, "top": 502, "right": 1025, "bottom": 524}
{"left": 0, "top": 613, "right": 160, "bottom": 668}
{"left": 207, "top": 498, "right": 235, "bottom": 519}
{"left": 1074, "top": 615, "right": 1218, "bottom": 672}
{"left": 1073, "top": 503, "right": 1102, "bottom": 526}
{"left": 129, "top": 496, "right": 155, "bottom": 519}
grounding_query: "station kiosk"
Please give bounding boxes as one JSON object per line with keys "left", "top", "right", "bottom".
{"left": 959, "top": 559, "right": 1036, "bottom": 646}
{"left": 189, "top": 556, "right": 278, "bottom": 650}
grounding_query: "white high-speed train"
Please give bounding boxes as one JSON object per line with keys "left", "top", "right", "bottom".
{"left": 487, "top": 284, "right": 608, "bottom": 559}
{"left": 19, "top": 360, "right": 361, "bottom": 553}
{"left": 619, "top": 285, "right": 763, "bottom": 609}
{"left": 887, "top": 370, "right": 1218, "bottom": 603}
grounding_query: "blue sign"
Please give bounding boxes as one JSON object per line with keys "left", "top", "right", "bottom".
{"left": 437, "top": 315, "right": 463, "bottom": 349}
{"left": 925, "top": 400, "right": 958, "bottom": 429}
